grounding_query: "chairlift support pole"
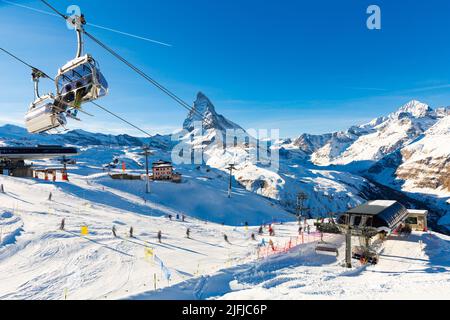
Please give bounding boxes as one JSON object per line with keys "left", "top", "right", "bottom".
{"left": 66, "top": 14, "right": 86, "bottom": 58}
{"left": 31, "top": 68, "right": 47, "bottom": 101}
{"left": 32, "top": 72, "right": 40, "bottom": 100}
{"left": 344, "top": 214, "right": 352, "bottom": 268}
{"left": 226, "top": 164, "right": 236, "bottom": 199}
{"left": 141, "top": 146, "right": 153, "bottom": 194}
{"left": 296, "top": 192, "right": 310, "bottom": 223}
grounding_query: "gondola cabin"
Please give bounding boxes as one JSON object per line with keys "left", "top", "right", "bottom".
{"left": 25, "top": 95, "right": 67, "bottom": 134}
{"left": 55, "top": 54, "right": 108, "bottom": 108}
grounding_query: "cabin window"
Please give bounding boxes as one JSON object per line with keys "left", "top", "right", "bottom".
{"left": 405, "top": 217, "right": 418, "bottom": 225}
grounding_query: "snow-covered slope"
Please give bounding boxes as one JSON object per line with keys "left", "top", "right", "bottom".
{"left": 1, "top": 172, "right": 449, "bottom": 300}
{"left": 0, "top": 173, "right": 292, "bottom": 299}
{"left": 130, "top": 230, "right": 450, "bottom": 300}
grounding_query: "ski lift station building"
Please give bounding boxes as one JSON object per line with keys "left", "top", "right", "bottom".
{"left": 0, "top": 145, "right": 78, "bottom": 177}
{"left": 338, "top": 200, "right": 428, "bottom": 234}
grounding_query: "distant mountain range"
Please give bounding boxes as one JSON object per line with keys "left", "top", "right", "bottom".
{"left": 1, "top": 94, "right": 449, "bottom": 233}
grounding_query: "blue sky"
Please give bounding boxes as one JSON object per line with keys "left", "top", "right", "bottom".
{"left": 1, "top": 0, "right": 450, "bottom": 137}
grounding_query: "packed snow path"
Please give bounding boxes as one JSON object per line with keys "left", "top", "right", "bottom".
{"left": 0, "top": 174, "right": 293, "bottom": 300}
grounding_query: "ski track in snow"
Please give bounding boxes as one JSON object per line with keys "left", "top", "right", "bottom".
{"left": 0, "top": 173, "right": 293, "bottom": 300}
{"left": 130, "top": 231, "right": 450, "bottom": 300}
{"left": 0, "top": 172, "right": 449, "bottom": 299}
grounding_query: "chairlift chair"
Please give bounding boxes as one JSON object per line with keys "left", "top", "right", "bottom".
{"left": 315, "top": 242, "right": 339, "bottom": 257}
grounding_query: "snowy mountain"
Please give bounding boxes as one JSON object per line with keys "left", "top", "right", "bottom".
{"left": 183, "top": 92, "right": 243, "bottom": 132}
{"left": 368, "top": 113, "right": 450, "bottom": 227}
{"left": 310, "top": 100, "right": 443, "bottom": 167}
{"left": 0, "top": 96, "right": 448, "bottom": 233}
{"left": 178, "top": 97, "right": 380, "bottom": 220}
{"left": 0, "top": 124, "right": 144, "bottom": 148}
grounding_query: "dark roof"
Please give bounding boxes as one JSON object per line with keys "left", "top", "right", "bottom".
{"left": 0, "top": 146, "right": 78, "bottom": 160}
{"left": 339, "top": 200, "right": 409, "bottom": 230}
{"left": 347, "top": 200, "right": 397, "bottom": 216}
{"left": 153, "top": 160, "right": 171, "bottom": 165}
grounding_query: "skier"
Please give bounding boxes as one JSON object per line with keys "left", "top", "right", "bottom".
{"left": 244, "top": 221, "right": 249, "bottom": 227}
{"left": 176, "top": 214, "right": 180, "bottom": 220}
{"left": 224, "top": 234, "right": 230, "bottom": 244}
{"left": 298, "top": 226, "right": 303, "bottom": 235}
{"left": 261, "top": 238, "right": 266, "bottom": 247}
{"left": 168, "top": 214, "right": 173, "bottom": 221}
{"left": 157, "top": 230, "right": 162, "bottom": 243}
{"left": 0, "top": 184, "right": 4, "bottom": 193}
{"left": 48, "top": 192, "right": 52, "bottom": 201}
{"left": 182, "top": 214, "right": 186, "bottom": 222}
{"left": 186, "top": 228, "right": 191, "bottom": 239}
{"left": 59, "top": 218, "right": 65, "bottom": 231}
{"left": 269, "top": 225, "right": 275, "bottom": 237}
{"left": 258, "top": 226, "right": 264, "bottom": 235}
{"left": 251, "top": 233, "right": 256, "bottom": 241}
{"left": 112, "top": 225, "right": 117, "bottom": 238}
{"left": 306, "top": 224, "right": 310, "bottom": 235}
{"left": 269, "top": 239, "right": 275, "bottom": 251}
{"left": 129, "top": 226, "right": 134, "bottom": 238}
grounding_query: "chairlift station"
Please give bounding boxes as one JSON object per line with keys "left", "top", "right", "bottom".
{"left": 0, "top": 145, "right": 78, "bottom": 177}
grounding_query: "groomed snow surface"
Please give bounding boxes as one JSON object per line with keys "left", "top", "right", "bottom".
{"left": 1, "top": 173, "right": 449, "bottom": 300}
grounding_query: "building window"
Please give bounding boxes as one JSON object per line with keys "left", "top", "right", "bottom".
{"left": 405, "top": 217, "right": 418, "bottom": 225}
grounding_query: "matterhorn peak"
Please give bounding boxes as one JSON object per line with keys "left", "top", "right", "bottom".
{"left": 183, "top": 92, "right": 243, "bottom": 132}
{"left": 396, "top": 100, "right": 433, "bottom": 118}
